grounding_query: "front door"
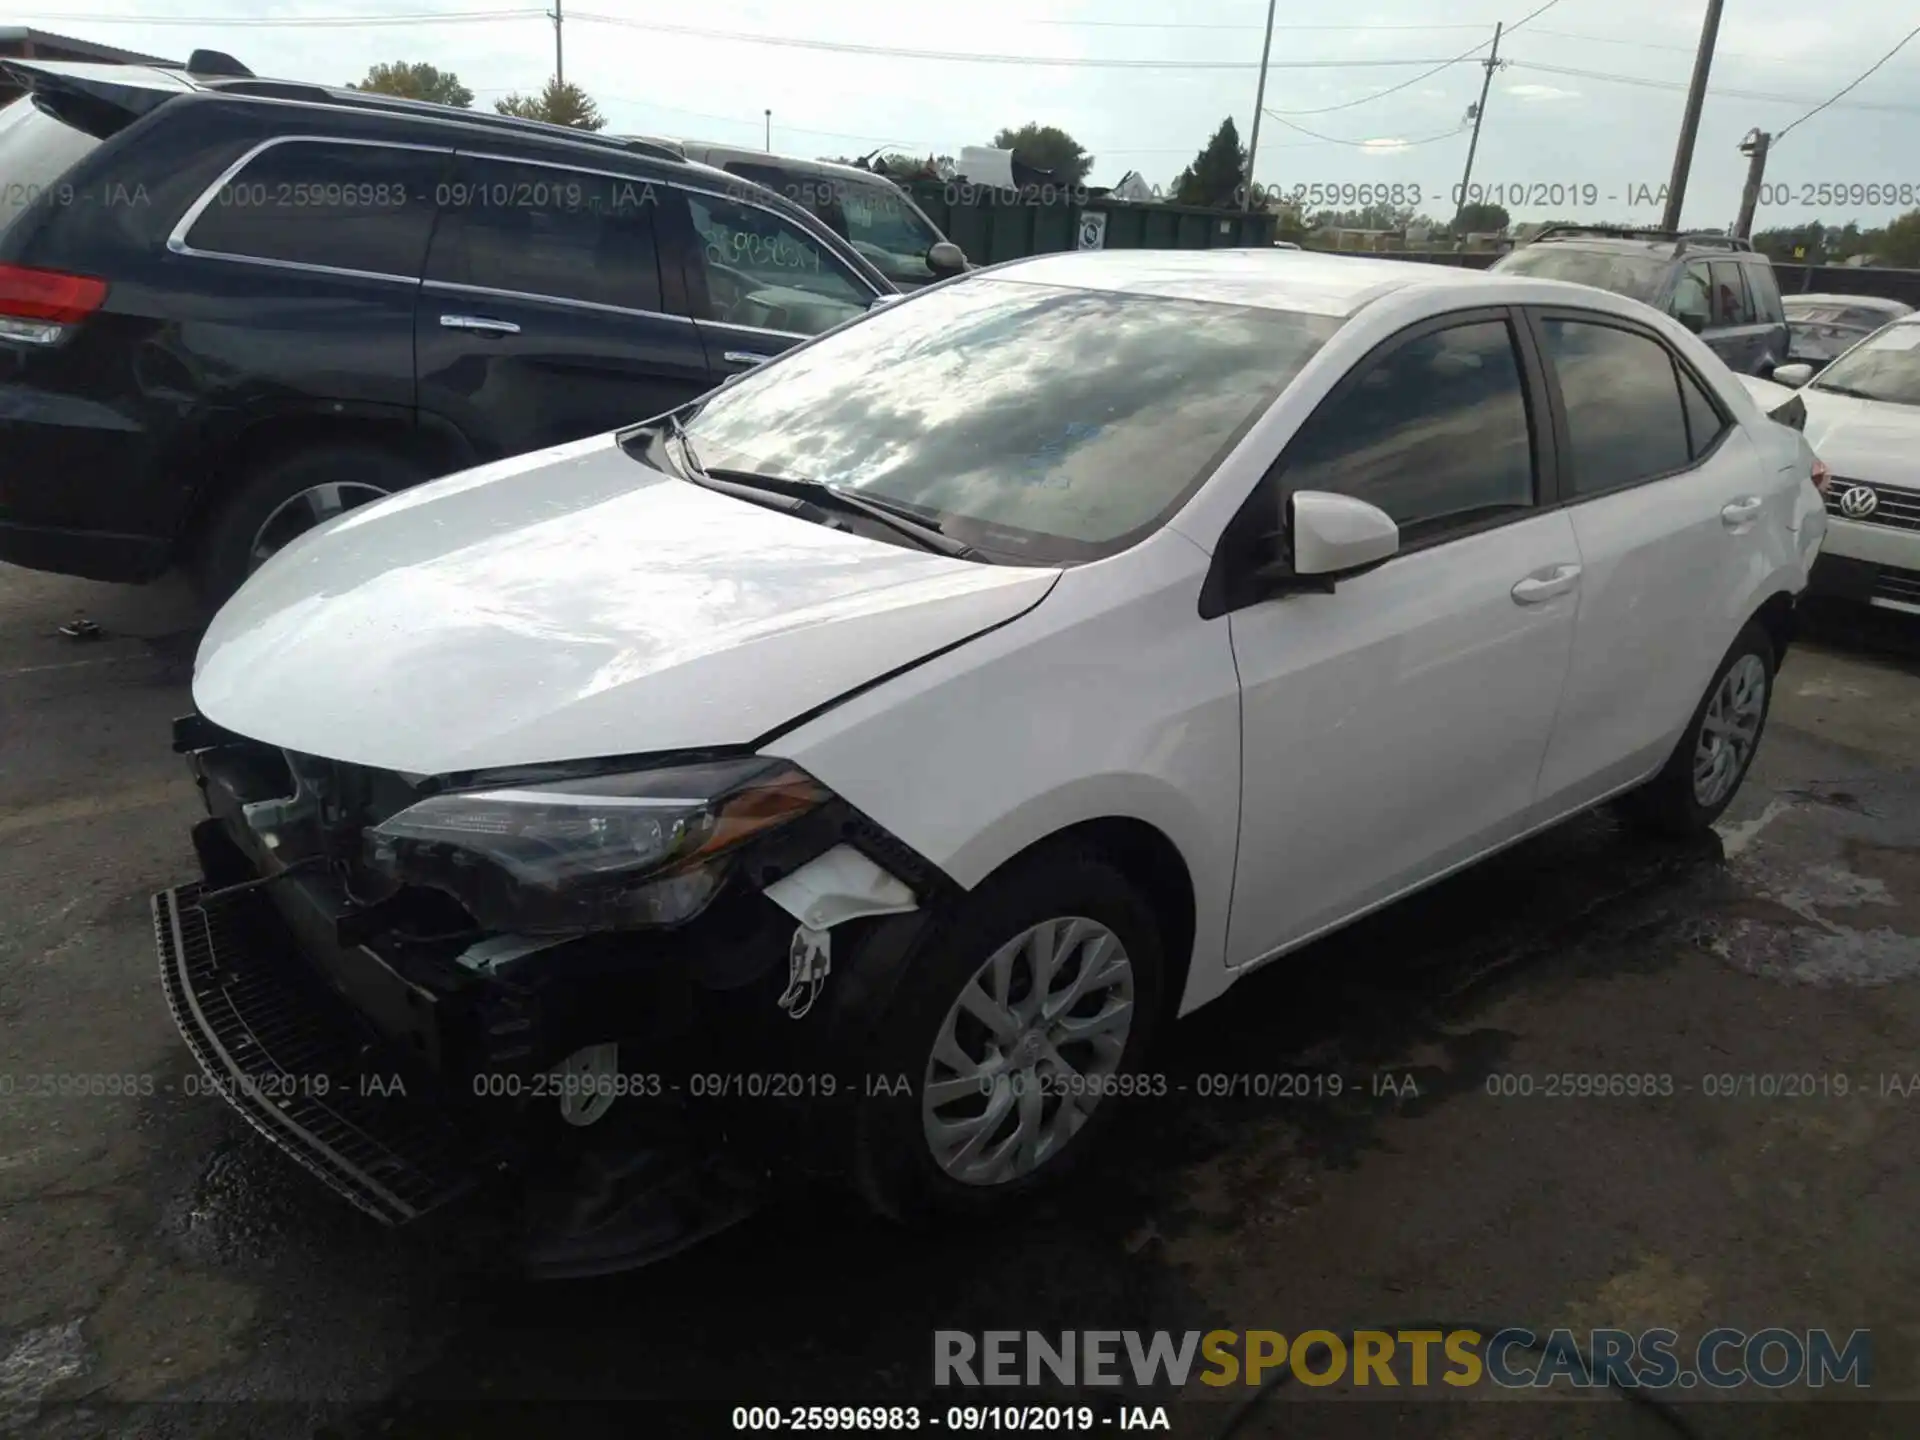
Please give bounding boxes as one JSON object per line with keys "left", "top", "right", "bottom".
{"left": 1224, "top": 312, "right": 1581, "bottom": 966}
{"left": 414, "top": 153, "right": 712, "bottom": 463}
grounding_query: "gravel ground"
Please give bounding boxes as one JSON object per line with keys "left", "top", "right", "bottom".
{"left": 2, "top": 566, "right": 1917, "bottom": 1440}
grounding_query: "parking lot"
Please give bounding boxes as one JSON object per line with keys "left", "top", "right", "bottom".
{"left": 0, "top": 560, "right": 1916, "bottom": 1438}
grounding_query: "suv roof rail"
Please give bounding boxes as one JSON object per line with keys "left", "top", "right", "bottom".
{"left": 1528, "top": 223, "right": 1754, "bottom": 254}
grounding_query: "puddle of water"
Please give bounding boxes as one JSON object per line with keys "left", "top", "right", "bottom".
{"left": 1690, "top": 915, "right": 1920, "bottom": 987}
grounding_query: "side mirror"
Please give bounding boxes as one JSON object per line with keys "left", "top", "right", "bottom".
{"left": 1287, "top": 491, "right": 1399, "bottom": 581}
{"left": 1675, "top": 307, "right": 1708, "bottom": 335}
{"left": 927, "top": 240, "right": 968, "bottom": 277}
{"left": 1771, "top": 361, "right": 1814, "bottom": 388}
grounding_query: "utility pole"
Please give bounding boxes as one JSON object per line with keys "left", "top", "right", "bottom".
{"left": 1660, "top": 0, "right": 1724, "bottom": 232}
{"left": 1241, "top": 0, "right": 1279, "bottom": 212}
{"left": 1453, "top": 22, "right": 1502, "bottom": 232}
{"left": 551, "top": 0, "right": 563, "bottom": 86}
{"left": 764, "top": 109, "right": 772, "bottom": 150}
{"left": 1733, "top": 128, "right": 1770, "bottom": 238}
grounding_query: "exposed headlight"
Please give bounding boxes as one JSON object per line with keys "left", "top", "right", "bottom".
{"left": 364, "top": 758, "right": 829, "bottom": 933}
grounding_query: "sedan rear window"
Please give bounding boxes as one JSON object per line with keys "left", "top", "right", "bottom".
{"left": 0, "top": 96, "right": 102, "bottom": 243}
{"left": 679, "top": 279, "right": 1344, "bottom": 564}
{"left": 1493, "top": 245, "right": 1670, "bottom": 304}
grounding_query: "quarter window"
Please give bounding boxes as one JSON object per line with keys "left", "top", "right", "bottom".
{"left": 183, "top": 139, "right": 442, "bottom": 277}
{"left": 684, "top": 190, "right": 871, "bottom": 335}
{"left": 1678, "top": 364, "right": 1728, "bottom": 459}
{"left": 1539, "top": 318, "right": 1693, "bottom": 493}
{"left": 1278, "top": 318, "right": 1535, "bottom": 542}
{"left": 425, "top": 157, "right": 663, "bottom": 313}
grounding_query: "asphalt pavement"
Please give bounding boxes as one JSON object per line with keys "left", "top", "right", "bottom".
{"left": 1, "top": 564, "right": 1917, "bottom": 1440}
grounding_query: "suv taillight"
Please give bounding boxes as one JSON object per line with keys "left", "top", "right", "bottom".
{"left": 0, "top": 263, "right": 108, "bottom": 345}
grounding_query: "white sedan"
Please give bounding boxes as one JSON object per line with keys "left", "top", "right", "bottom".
{"left": 1769, "top": 315, "right": 1920, "bottom": 616}
{"left": 165, "top": 249, "right": 1825, "bottom": 1258}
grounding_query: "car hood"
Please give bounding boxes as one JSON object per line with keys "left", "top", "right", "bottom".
{"left": 1800, "top": 390, "right": 1920, "bottom": 482}
{"left": 194, "top": 432, "right": 1059, "bottom": 774}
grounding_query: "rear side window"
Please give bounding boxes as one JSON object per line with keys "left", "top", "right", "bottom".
{"left": 182, "top": 139, "right": 443, "bottom": 278}
{"left": 1709, "top": 260, "right": 1754, "bottom": 325}
{"left": 1746, "top": 262, "right": 1785, "bottom": 325}
{"left": 1539, "top": 318, "right": 1692, "bottom": 494}
{"left": 0, "top": 96, "right": 103, "bottom": 244}
{"left": 1280, "top": 318, "right": 1535, "bottom": 542}
{"left": 424, "top": 156, "right": 664, "bottom": 313}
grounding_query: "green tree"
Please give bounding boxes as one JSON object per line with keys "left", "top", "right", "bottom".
{"left": 989, "top": 123, "right": 1093, "bottom": 185}
{"left": 1172, "top": 117, "right": 1247, "bottom": 209}
{"left": 495, "top": 78, "right": 606, "bottom": 131}
{"left": 348, "top": 61, "right": 472, "bottom": 108}
{"left": 1452, "top": 201, "right": 1510, "bottom": 235}
{"left": 1867, "top": 208, "right": 1920, "bottom": 267}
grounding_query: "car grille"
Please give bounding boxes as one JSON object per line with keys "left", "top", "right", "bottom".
{"left": 153, "top": 882, "right": 495, "bottom": 1225}
{"left": 1825, "top": 479, "right": 1920, "bottom": 531}
{"left": 1873, "top": 565, "right": 1920, "bottom": 611}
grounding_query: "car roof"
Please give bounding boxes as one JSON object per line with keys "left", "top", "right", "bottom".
{"left": 983, "top": 247, "right": 1575, "bottom": 317}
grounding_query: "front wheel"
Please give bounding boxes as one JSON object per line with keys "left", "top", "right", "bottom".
{"left": 1616, "top": 620, "right": 1776, "bottom": 837}
{"left": 851, "top": 845, "right": 1164, "bottom": 1221}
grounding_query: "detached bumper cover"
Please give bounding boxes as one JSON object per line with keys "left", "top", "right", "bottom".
{"left": 153, "top": 881, "right": 498, "bottom": 1226}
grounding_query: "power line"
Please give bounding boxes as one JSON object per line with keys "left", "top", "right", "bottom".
{"left": 1262, "top": 113, "right": 1471, "bottom": 148}
{"left": 1263, "top": 0, "right": 1561, "bottom": 117}
{"left": 1776, "top": 23, "right": 1920, "bottom": 141}
{"left": 35, "top": 8, "right": 542, "bottom": 25}
{"left": 1505, "top": 57, "right": 1920, "bottom": 115}
{"left": 1017, "top": 18, "right": 1495, "bottom": 30}
{"left": 565, "top": 14, "right": 1466, "bottom": 70}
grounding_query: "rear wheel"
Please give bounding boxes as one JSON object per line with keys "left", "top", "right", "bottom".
{"left": 1617, "top": 621, "right": 1776, "bottom": 837}
{"left": 851, "top": 845, "right": 1164, "bottom": 1221}
{"left": 193, "top": 444, "right": 419, "bottom": 606}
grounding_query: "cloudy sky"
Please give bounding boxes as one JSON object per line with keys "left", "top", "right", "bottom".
{"left": 23, "top": 0, "right": 1919, "bottom": 228}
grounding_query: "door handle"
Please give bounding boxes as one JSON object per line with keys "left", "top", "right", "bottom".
{"left": 722, "top": 350, "right": 772, "bottom": 368}
{"left": 439, "top": 313, "right": 520, "bottom": 335}
{"left": 1721, "top": 496, "right": 1764, "bottom": 527}
{"left": 1511, "top": 563, "right": 1582, "bottom": 605}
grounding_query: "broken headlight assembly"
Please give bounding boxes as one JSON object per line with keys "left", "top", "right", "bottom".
{"left": 363, "top": 757, "right": 830, "bottom": 934}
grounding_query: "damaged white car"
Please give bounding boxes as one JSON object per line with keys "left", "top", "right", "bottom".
{"left": 160, "top": 250, "right": 1824, "bottom": 1274}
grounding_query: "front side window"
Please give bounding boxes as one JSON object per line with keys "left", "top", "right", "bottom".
{"left": 1812, "top": 323, "right": 1920, "bottom": 407}
{"left": 677, "top": 278, "right": 1343, "bottom": 563}
{"left": 1671, "top": 264, "right": 1712, "bottom": 326}
{"left": 1539, "top": 318, "right": 1692, "bottom": 493}
{"left": 1278, "top": 319, "right": 1535, "bottom": 542}
{"left": 1493, "top": 245, "right": 1670, "bottom": 304}
{"left": 837, "top": 180, "right": 941, "bottom": 285}
{"left": 183, "top": 139, "right": 441, "bottom": 277}
{"left": 1710, "top": 260, "right": 1753, "bottom": 325}
{"left": 425, "top": 157, "right": 663, "bottom": 313}
{"left": 684, "top": 190, "right": 871, "bottom": 335}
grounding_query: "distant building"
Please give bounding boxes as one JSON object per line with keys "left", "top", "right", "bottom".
{"left": 0, "top": 28, "right": 181, "bottom": 104}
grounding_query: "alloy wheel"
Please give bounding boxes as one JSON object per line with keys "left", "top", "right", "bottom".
{"left": 249, "top": 481, "right": 390, "bottom": 572}
{"left": 921, "top": 915, "right": 1135, "bottom": 1187}
{"left": 1692, "top": 652, "right": 1768, "bottom": 807}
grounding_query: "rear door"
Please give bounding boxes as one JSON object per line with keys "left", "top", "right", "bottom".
{"left": 414, "top": 153, "right": 711, "bottom": 462}
{"left": 1743, "top": 259, "right": 1790, "bottom": 368}
{"left": 1527, "top": 308, "right": 1766, "bottom": 816}
{"left": 1707, "top": 259, "right": 1767, "bottom": 373}
{"left": 665, "top": 181, "right": 882, "bottom": 381}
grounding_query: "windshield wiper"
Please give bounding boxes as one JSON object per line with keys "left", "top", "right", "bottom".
{"left": 705, "top": 468, "right": 985, "bottom": 561}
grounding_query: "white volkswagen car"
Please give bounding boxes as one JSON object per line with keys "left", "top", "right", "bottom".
{"left": 1767, "top": 314, "right": 1920, "bottom": 616}
{"left": 160, "top": 250, "right": 1825, "bottom": 1272}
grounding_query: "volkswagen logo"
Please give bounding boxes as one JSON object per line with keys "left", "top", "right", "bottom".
{"left": 1838, "top": 485, "right": 1880, "bottom": 519}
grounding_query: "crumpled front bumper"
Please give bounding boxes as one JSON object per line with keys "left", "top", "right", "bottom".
{"left": 153, "top": 880, "right": 500, "bottom": 1225}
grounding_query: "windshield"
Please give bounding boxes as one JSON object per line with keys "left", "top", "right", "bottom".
{"left": 1493, "top": 245, "right": 1670, "bottom": 303}
{"left": 1811, "top": 324, "right": 1920, "bottom": 406}
{"left": 0, "top": 95, "right": 103, "bottom": 243}
{"left": 677, "top": 278, "right": 1343, "bottom": 564}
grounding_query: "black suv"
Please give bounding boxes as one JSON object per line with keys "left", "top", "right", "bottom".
{"left": 1492, "top": 226, "right": 1790, "bottom": 377}
{"left": 0, "top": 56, "right": 892, "bottom": 601}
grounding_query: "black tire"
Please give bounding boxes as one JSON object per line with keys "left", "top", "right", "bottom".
{"left": 192, "top": 444, "right": 422, "bottom": 607}
{"left": 1616, "top": 620, "right": 1776, "bottom": 838}
{"left": 850, "top": 844, "right": 1165, "bottom": 1223}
